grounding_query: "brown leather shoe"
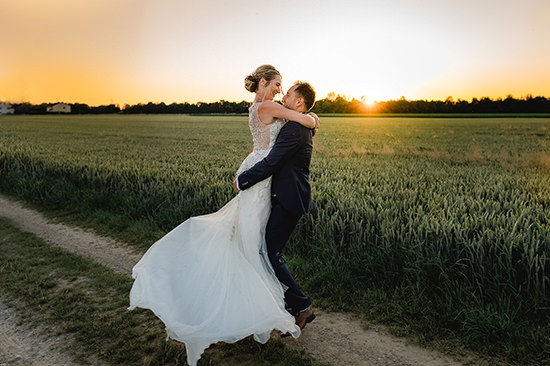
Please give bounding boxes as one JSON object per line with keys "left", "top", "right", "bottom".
{"left": 280, "top": 307, "right": 316, "bottom": 338}
{"left": 295, "top": 307, "right": 316, "bottom": 330}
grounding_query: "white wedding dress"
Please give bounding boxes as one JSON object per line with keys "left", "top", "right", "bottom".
{"left": 129, "top": 102, "right": 300, "bottom": 366}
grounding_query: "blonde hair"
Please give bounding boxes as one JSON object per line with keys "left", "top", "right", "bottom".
{"left": 244, "top": 64, "right": 280, "bottom": 93}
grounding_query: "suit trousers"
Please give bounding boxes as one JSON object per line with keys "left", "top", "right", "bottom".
{"left": 265, "top": 198, "right": 311, "bottom": 313}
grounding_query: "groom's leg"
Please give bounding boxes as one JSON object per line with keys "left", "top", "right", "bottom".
{"left": 265, "top": 201, "right": 311, "bottom": 313}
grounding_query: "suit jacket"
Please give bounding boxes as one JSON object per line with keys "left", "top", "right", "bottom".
{"left": 238, "top": 121, "right": 313, "bottom": 215}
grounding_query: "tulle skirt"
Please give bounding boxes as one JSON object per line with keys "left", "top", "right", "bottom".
{"left": 129, "top": 150, "right": 300, "bottom": 366}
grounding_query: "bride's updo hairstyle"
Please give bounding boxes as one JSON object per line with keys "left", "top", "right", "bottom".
{"left": 245, "top": 64, "right": 281, "bottom": 93}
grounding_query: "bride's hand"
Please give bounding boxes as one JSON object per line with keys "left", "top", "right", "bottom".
{"left": 308, "top": 112, "right": 320, "bottom": 136}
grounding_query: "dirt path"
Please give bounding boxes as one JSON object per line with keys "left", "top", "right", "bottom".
{"left": 0, "top": 297, "right": 92, "bottom": 366}
{"left": 0, "top": 194, "right": 467, "bottom": 366}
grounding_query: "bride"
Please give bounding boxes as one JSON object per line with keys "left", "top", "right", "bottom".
{"left": 128, "top": 64, "right": 319, "bottom": 366}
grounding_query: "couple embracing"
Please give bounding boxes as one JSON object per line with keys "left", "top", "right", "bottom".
{"left": 129, "top": 65, "right": 320, "bottom": 366}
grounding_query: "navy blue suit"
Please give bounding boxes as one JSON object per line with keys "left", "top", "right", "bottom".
{"left": 238, "top": 121, "right": 313, "bottom": 312}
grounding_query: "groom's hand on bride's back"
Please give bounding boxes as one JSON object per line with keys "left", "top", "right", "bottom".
{"left": 232, "top": 178, "right": 240, "bottom": 192}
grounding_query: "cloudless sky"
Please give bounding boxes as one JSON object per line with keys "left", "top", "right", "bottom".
{"left": 2, "top": 0, "right": 550, "bottom": 106}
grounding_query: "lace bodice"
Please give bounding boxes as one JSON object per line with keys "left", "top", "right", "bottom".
{"left": 249, "top": 102, "right": 285, "bottom": 152}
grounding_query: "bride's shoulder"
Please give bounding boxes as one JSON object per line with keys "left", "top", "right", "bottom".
{"left": 257, "top": 101, "right": 280, "bottom": 125}
{"left": 257, "top": 100, "right": 279, "bottom": 111}
{"left": 249, "top": 101, "right": 260, "bottom": 110}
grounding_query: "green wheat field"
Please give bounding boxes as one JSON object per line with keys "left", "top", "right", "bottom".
{"left": 0, "top": 114, "right": 549, "bottom": 365}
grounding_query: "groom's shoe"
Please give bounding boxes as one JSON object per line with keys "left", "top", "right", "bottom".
{"left": 280, "top": 307, "right": 315, "bottom": 338}
{"left": 295, "top": 306, "right": 315, "bottom": 330}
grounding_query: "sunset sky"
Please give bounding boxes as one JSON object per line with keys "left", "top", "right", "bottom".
{"left": 2, "top": 0, "right": 550, "bottom": 106}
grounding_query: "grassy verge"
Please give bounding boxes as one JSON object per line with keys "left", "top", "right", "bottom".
{"left": 0, "top": 218, "right": 324, "bottom": 366}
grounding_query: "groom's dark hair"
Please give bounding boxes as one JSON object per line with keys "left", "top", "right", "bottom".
{"left": 293, "top": 81, "right": 316, "bottom": 112}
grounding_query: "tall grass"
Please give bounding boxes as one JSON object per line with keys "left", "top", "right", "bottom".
{"left": 0, "top": 114, "right": 549, "bottom": 364}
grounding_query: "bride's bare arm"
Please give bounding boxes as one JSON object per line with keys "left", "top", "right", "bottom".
{"left": 258, "top": 101, "right": 316, "bottom": 128}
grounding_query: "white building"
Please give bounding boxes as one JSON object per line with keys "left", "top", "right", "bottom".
{"left": 0, "top": 103, "right": 15, "bottom": 115}
{"left": 47, "top": 103, "right": 71, "bottom": 113}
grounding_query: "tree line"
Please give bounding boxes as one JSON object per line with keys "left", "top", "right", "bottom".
{"left": 7, "top": 94, "right": 550, "bottom": 115}
{"left": 314, "top": 93, "right": 550, "bottom": 114}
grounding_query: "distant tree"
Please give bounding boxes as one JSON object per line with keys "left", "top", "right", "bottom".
{"left": 71, "top": 103, "right": 91, "bottom": 114}
{"left": 12, "top": 103, "right": 48, "bottom": 114}
{"left": 91, "top": 104, "right": 121, "bottom": 114}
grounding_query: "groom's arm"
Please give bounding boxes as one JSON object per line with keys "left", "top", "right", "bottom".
{"left": 236, "top": 122, "right": 304, "bottom": 190}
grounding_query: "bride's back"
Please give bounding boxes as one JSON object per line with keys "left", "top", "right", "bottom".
{"left": 249, "top": 102, "right": 284, "bottom": 152}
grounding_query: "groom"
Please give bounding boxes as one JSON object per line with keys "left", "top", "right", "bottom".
{"left": 234, "top": 81, "right": 318, "bottom": 331}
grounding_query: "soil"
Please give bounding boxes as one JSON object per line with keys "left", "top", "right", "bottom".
{"left": 0, "top": 194, "right": 469, "bottom": 366}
